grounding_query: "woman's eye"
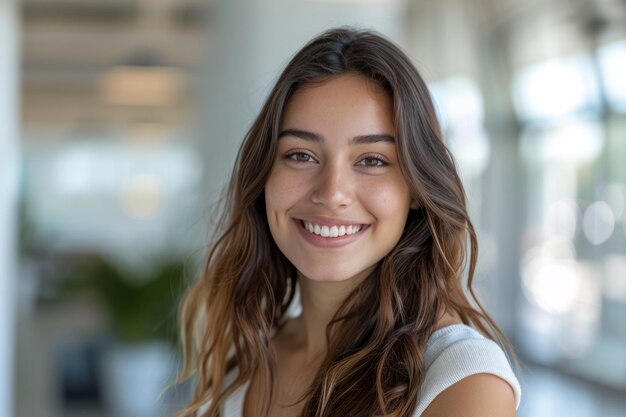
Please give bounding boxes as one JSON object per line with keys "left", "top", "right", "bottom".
{"left": 286, "top": 151, "right": 316, "bottom": 163}
{"left": 357, "top": 155, "right": 388, "bottom": 168}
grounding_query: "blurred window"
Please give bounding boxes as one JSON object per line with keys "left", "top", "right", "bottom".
{"left": 514, "top": 42, "right": 626, "bottom": 390}
{"left": 512, "top": 54, "right": 602, "bottom": 124}
{"left": 598, "top": 39, "right": 626, "bottom": 113}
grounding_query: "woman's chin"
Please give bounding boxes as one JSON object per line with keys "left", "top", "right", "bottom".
{"left": 296, "top": 266, "right": 374, "bottom": 284}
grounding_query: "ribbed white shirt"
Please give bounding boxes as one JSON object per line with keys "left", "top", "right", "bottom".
{"left": 201, "top": 323, "right": 521, "bottom": 417}
{"left": 414, "top": 324, "right": 521, "bottom": 415}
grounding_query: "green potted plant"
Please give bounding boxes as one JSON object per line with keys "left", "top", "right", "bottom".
{"left": 61, "top": 255, "right": 187, "bottom": 417}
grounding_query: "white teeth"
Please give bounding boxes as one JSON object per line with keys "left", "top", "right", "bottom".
{"left": 302, "top": 221, "right": 363, "bottom": 238}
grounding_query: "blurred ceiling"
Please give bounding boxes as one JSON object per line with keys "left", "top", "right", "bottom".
{"left": 20, "top": 0, "right": 625, "bottom": 131}
{"left": 22, "top": 0, "right": 210, "bottom": 129}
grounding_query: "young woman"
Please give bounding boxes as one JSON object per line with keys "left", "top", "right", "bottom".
{"left": 175, "top": 27, "right": 521, "bottom": 417}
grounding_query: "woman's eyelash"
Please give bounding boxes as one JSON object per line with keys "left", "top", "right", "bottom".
{"left": 357, "top": 154, "right": 389, "bottom": 168}
{"left": 285, "top": 151, "right": 316, "bottom": 163}
{"left": 284, "top": 151, "right": 389, "bottom": 167}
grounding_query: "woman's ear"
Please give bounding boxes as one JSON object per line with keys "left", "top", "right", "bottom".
{"left": 410, "top": 200, "right": 419, "bottom": 210}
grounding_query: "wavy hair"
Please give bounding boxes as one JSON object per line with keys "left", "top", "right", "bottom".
{"left": 174, "top": 27, "right": 512, "bottom": 417}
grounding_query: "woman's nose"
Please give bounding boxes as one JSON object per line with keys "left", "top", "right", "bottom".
{"left": 310, "top": 163, "right": 354, "bottom": 209}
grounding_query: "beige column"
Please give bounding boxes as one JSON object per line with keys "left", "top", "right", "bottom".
{"left": 196, "top": 0, "right": 407, "bottom": 209}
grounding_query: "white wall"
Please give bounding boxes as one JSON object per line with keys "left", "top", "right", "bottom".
{"left": 0, "top": 0, "right": 20, "bottom": 415}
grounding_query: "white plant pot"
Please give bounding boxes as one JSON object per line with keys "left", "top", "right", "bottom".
{"left": 99, "top": 340, "right": 176, "bottom": 417}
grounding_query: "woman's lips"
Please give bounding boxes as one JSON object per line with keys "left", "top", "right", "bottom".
{"left": 293, "top": 218, "right": 369, "bottom": 249}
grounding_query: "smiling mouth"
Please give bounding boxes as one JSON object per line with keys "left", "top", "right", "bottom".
{"left": 296, "top": 219, "right": 369, "bottom": 238}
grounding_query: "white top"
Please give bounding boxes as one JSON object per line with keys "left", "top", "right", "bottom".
{"left": 203, "top": 323, "right": 521, "bottom": 417}
{"left": 413, "top": 324, "right": 521, "bottom": 415}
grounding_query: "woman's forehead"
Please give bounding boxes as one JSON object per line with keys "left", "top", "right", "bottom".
{"left": 279, "top": 74, "right": 395, "bottom": 138}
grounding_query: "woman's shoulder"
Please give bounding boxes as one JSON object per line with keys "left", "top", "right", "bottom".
{"left": 414, "top": 323, "right": 521, "bottom": 417}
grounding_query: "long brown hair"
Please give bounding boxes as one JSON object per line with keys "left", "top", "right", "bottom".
{"left": 174, "top": 27, "right": 512, "bottom": 417}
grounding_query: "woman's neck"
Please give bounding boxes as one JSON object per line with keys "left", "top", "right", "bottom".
{"left": 293, "top": 268, "right": 373, "bottom": 362}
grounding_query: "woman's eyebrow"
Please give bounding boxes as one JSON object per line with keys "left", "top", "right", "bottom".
{"left": 278, "top": 128, "right": 395, "bottom": 144}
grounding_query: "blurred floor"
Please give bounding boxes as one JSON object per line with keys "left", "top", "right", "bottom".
{"left": 56, "top": 362, "right": 626, "bottom": 417}
{"left": 518, "top": 363, "right": 626, "bottom": 417}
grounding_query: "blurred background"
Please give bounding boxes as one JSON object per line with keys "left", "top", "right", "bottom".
{"left": 1, "top": 0, "right": 625, "bottom": 416}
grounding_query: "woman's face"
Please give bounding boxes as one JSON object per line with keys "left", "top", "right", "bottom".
{"left": 265, "top": 73, "right": 413, "bottom": 283}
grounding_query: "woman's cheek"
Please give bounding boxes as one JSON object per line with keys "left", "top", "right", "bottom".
{"left": 265, "top": 166, "right": 306, "bottom": 211}
{"left": 362, "top": 178, "right": 410, "bottom": 213}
